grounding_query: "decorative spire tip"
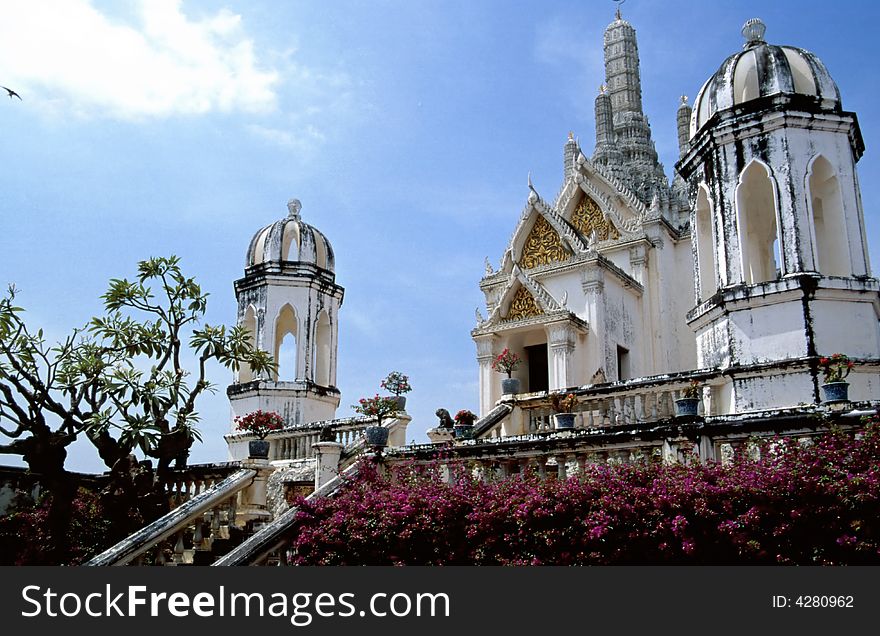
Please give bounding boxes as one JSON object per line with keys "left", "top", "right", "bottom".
{"left": 742, "top": 18, "right": 766, "bottom": 47}
{"left": 287, "top": 198, "right": 302, "bottom": 219}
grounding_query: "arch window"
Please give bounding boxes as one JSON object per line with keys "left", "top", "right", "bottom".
{"left": 313, "top": 310, "right": 332, "bottom": 386}
{"left": 695, "top": 186, "right": 718, "bottom": 299}
{"left": 239, "top": 305, "right": 257, "bottom": 383}
{"left": 282, "top": 225, "right": 300, "bottom": 261}
{"left": 735, "top": 161, "right": 781, "bottom": 284}
{"left": 808, "top": 156, "right": 849, "bottom": 276}
{"left": 274, "top": 304, "right": 298, "bottom": 381}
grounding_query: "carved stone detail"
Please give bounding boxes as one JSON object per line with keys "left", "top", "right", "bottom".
{"left": 520, "top": 216, "right": 569, "bottom": 269}
{"left": 546, "top": 322, "right": 576, "bottom": 349}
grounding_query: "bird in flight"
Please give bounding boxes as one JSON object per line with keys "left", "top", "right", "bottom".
{"left": 1, "top": 86, "right": 21, "bottom": 100}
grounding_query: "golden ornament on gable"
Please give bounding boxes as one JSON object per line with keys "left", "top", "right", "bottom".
{"left": 570, "top": 196, "right": 620, "bottom": 241}
{"left": 520, "top": 216, "right": 569, "bottom": 269}
{"left": 504, "top": 286, "right": 544, "bottom": 322}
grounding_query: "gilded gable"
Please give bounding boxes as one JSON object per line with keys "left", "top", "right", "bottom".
{"left": 570, "top": 196, "right": 620, "bottom": 241}
{"left": 504, "top": 286, "right": 543, "bottom": 321}
{"left": 520, "top": 216, "right": 569, "bottom": 269}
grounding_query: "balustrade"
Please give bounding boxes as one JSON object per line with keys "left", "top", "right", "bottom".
{"left": 263, "top": 419, "right": 380, "bottom": 462}
{"left": 87, "top": 469, "right": 254, "bottom": 567}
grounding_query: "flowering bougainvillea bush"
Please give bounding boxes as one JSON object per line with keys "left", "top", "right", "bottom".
{"left": 286, "top": 422, "right": 880, "bottom": 565}
{"left": 234, "top": 410, "right": 284, "bottom": 439}
{"left": 0, "top": 488, "right": 114, "bottom": 565}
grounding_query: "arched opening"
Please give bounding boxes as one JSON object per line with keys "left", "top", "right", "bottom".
{"left": 239, "top": 305, "right": 257, "bottom": 383}
{"left": 733, "top": 51, "right": 759, "bottom": 104}
{"left": 808, "top": 156, "right": 849, "bottom": 276}
{"left": 694, "top": 185, "right": 717, "bottom": 299}
{"left": 274, "top": 304, "right": 298, "bottom": 381}
{"left": 313, "top": 310, "right": 332, "bottom": 386}
{"left": 736, "top": 161, "right": 780, "bottom": 284}
{"left": 282, "top": 224, "right": 300, "bottom": 261}
{"left": 314, "top": 237, "right": 328, "bottom": 270}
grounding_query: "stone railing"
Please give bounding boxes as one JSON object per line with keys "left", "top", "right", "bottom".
{"left": 385, "top": 403, "right": 876, "bottom": 477}
{"left": 225, "top": 414, "right": 410, "bottom": 463}
{"left": 215, "top": 415, "right": 411, "bottom": 566}
{"left": 159, "top": 462, "right": 243, "bottom": 508}
{"left": 477, "top": 369, "right": 720, "bottom": 438}
{"left": 86, "top": 468, "right": 258, "bottom": 566}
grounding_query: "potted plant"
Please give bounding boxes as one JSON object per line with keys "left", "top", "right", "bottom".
{"left": 234, "top": 410, "right": 284, "bottom": 458}
{"left": 353, "top": 394, "right": 400, "bottom": 448}
{"left": 492, "top": 348, "right": 522, "bottom": 395}
{"left": 674, "top": 380, "right": 702, "bottom": 418}
{"left": 549, "top": 392, "right": 578, "bottom": 429}
{"left": 820, "top": 353, "right": 853, "bottom": 403}
{"left": 381, "top": 371, "right": 412, "bottom": 411}
{"left": 453, "top": 409, "right": 477, "bottom": 439}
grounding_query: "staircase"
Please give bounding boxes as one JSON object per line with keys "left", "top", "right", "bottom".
{"left": 85, "top": 466, "right": 258, "bottom": 566}
{"left": 86, "top": 416, "right": 409, "bottom": 566}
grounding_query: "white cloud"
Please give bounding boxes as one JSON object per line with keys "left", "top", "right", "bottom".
{"left": 0, "top": 0, "right": 278, "bottom": 119}
{"left": 246, "top": 123, "right": 326, "bottom": 150}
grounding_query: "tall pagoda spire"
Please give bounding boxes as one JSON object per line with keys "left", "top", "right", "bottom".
{"left": 589, "top": 6, "right": 668, "bottom": 208}
{"left": 603, "top": 7, "right": 644, "bottom": 116}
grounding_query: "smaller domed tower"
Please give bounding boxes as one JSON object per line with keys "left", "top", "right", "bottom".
{"left": 677, "top": 19, "right": 880, "bottom": 412}
{"left": 227, "top": 199, "right": 344, "bottom": 438}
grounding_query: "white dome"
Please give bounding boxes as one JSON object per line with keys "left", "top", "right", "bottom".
{"left": 245, "top": 199, "right": 335, "bottom": 272}
{"left": 689, "top": 18, "right": 841, "bottom": 139}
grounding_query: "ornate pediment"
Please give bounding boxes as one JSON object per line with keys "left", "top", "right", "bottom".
{"left": 520, "top": 215, "right": 570, "bottom": 269}
{"left": 503, "top": 286, "right": 544, "bottom": 322}
{"left": 570, "top": 195, "right": 620, "bottom": 241}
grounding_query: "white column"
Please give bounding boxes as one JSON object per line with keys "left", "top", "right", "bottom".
{"left": 312, "top": 441, "right": 344, "bottom": 490}
{"left": 474, "top": 335, "right": 497, "bottom": 416}
{"left": 546, "top": 322, "right": 576, "bottom": 391}
{"left": 582, "top": 268, "right": 606, "bottom": 376}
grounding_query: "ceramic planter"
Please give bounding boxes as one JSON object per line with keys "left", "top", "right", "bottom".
{"left": 554, "top": 413, "right": 576, "bottom": 429}
{"left": 821, "top": 381, "right": 850, "bottom": 403}
{"left": 364, "top": 425, "right": 390, "bottom": 448}
{"left": 501, "top": 377, "right": 521, "bottom": 395}
{"left": 673, "top": 397, "right": 700, "bottom": 418}
{"left": 248, "top": 439, "right": 270, "bottom": 459}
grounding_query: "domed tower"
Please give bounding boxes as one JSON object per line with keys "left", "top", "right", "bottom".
{"left": 677, "top": 19, "right": 880, "bottom": 411}
{"left": 227, "top": 198, "right": 344, "bottom": 433}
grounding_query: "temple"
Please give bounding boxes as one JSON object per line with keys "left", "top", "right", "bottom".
{"left": 85, "top": 12, "right": 880, "bottom": 566}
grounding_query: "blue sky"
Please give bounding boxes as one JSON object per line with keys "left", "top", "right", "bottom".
{"left": 2, "top": 0, "right": 879, "bottom": 472}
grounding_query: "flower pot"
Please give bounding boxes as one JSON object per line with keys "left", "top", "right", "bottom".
{"left": 554, "top": 413, "right": 576, "bottom": 429}
{"left": 453, "top": 423, "right": 474, "bottom": 439}
{"left": 673, "top": 397, "right": 700, "bottom": 418}
{"left": 390, "top": 395, "right": 407, "bottom": 411}
{"left": 248, "top": 439, "right": 270, "bottom": 459}
{"left": 364, "top": 425, "right": 389, "bottom": 448}
{"left": 501, "top": 377, "right": 521, "bottom": 395}
{"left": 821, "top": 381, "right": 850, "bottom": 403}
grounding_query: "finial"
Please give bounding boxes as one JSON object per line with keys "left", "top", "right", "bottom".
{"left": 287, "top": 198, "right": 302, "bottom": 219}
{"left": 599, "top": 83, "right": 608, "bottom": 95}
{"left": 742, "top": 18, "right": 766, "bottom": 47}
{"left": 568, "top": 130, "right": 574, "bottom": 141}
{"left": 680, "top": 95, "right": 688, "bottom": 106}
{"left": 613, "top": 0, "right": 625, "bottom": 20}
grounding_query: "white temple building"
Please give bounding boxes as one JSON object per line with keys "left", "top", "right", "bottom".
{"left": 472, "top": 12, "right": 880, "bottom": 421}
